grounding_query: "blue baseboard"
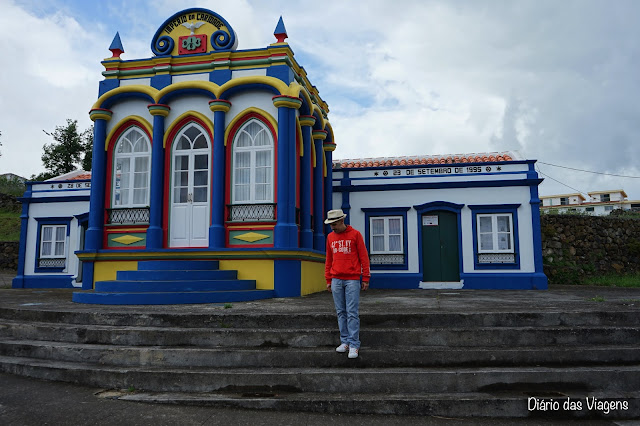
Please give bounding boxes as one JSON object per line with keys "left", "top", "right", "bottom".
{"left": 460, "top": 272, "right": 548, "bottom": 290}
{"left": 370, "top": 273, "right": 423, "bottom": 289}
{"left": 370, "top": 272, "right": 548, "bottom": 290}
{"left": 14, "top": 275, "right": 75, "bottom": 289}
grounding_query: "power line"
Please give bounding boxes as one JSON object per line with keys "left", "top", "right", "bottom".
{"left": 536, "top": 166, "right": 587, "bottom": 195}
{"left": 537, "top": 161, "right": 640, "bottom": 179}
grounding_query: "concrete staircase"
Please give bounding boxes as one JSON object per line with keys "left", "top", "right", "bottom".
{"left": 72, "top": 260, "right": 274, "bottom": 305}
{"left": 0, "top": 305, "right": 639, "bottom": 419}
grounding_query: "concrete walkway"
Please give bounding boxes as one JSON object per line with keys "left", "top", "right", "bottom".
{"left": 1, "top": 285, "right": 639, "bottom": 425}
{"left": 1, "top": 285, "right": 639, "bottom": 315}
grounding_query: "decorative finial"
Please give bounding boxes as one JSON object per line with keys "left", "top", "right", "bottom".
{"left": 109, "top": 32, "right": 124, "bottom": 58}
{"left": 273, "top": 16, "right": 288, "bottom": 43}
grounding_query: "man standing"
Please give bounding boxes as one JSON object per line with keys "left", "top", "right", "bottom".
{"left": 324, "top": 209, "right": 370, "bottom": 359}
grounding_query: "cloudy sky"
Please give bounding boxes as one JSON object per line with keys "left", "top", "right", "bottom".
{"left": 2, "top": 0, "right": 640, "bottom": 199}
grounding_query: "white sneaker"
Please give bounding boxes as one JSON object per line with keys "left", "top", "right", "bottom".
{"left": 336, "top": 343, "right": 349, "bottom": 353}
{"left": 348, "top": 347, "right": 359, "bottom": 359}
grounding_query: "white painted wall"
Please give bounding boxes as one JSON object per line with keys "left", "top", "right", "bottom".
{"left": 232, "top": 69, "right": 267, "bottom": 78}
{"left": 173, "top": 73, "right": 210, "bottom": 83}
{"left": 335, "top": 183, "right": 536, "bottom": 275}
{"left": 24, "top": 200, "right": 89, "bottom": 287}
{"left": 108, "top": 100, "right": 154, "bottom": 134}
{"left": 226, "top": 92, "right": 279, "bottom": 125}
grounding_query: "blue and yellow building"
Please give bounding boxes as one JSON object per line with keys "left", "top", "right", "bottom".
{"left": 13, "top": 7, "right": 547, "bottom": 302}
{"left": 15, "top": 8, "right": 334, "bottom": 303}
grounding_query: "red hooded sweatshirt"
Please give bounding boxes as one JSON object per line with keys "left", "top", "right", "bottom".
{"left": 325, "top": 225, "right": 371, "bottom": 284}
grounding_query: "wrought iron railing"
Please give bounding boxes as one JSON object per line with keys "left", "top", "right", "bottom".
{"left": 38, "top": 258, "right": 65, "bottom": 268}
{"left": 227, "top": 204, "right": 276, "bottom": 222}
{"left": 107, "top": 207, "right": 150, "bottom": 225}
{"left": 477, "top": 253, "right": 516, "bottom": 264}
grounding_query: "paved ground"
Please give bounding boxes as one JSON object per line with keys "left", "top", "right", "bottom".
{"left": 1, "top": 283, "right": 640, "bottom": 316}
{"left": 1, "top": 283, "right": 639, "bottom": 424}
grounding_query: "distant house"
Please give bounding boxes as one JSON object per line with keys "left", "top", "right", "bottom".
{"left": 1, "top": 173, "right": 27, "bottom": 183}
{"left": 540, "top": 189, "right": 640, "bottom": 215}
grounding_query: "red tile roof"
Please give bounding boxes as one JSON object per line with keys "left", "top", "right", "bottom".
{"left": 68, "top": 173, "right": 92, "bottom": 180}
{"left": 333, "top": 152, "right": 517, "bottom": 169}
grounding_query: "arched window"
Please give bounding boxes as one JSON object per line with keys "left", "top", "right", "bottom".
{"left": 112, "top": 127, "right": 151, "bottom": 207}
{"left": 232, "top": 119, "right": 274, "bottom": 203}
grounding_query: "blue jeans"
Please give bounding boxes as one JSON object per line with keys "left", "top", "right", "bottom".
{"left": 331, "top": 278, "right": 361, "bottom": 349}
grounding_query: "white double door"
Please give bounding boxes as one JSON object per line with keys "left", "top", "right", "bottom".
{"left": 170, "top": 147, "right": 210, "bottom": 247}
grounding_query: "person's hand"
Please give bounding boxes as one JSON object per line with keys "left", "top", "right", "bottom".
{"left": 326, "top": 283, "right": 332, "bottom": 292}
{"left": 361, "top": 281, "right": 369, "bottom": 291}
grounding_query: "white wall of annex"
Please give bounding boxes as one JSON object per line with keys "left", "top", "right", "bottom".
{"left": 24, "top": 200, "right": 89, "bottom": 286}
{"left": 339, "top": 184, "right": 536, "bottom": 275}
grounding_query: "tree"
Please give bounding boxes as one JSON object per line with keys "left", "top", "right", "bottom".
{"left": 32, "top": 120, "right": 93, "bottom": 181}
{"left": 0, "top": 175, "right": 25, "bottom": 197}
{"left": 81, "top": 125, "right": 94, "bottom": 171}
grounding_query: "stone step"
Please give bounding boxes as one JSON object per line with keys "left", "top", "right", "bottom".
{"left": 94, "top": 279, "right": 257, "bottom": 292}
{"left": 0, "top": 309, "right": 638, "bottom": 329}
{"left": 109, "top": 390, "right": 640, "bottom": 419}
{"left": 1, "top": 320, "right": 638, "bottom": 348}
{"left": 1, "top": 339, "right": 638, "bottom": 368}
{"left": 0, "top": 356, "right": 638, "bottom": 394}
{"left": 71, "top": 289, "right": 275, "bottom": 305}
{"left": 137, "top": 260, "right": 221, "bottom": 271}
{"left": 116, "top": 270, "right": 237, "bottom": 281}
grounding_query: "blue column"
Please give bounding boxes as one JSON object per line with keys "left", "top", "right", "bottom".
{"left": 312, "top": 134, "right": 325, "bottom": 251}
{"left": 299, "top": 116, "right": 315, "bottom": 249}
{"left": 323, "top": 141, "right": 335, "bottom": 236}
{"left": 146, "top": 104, "right": 170, "bottom": 249}
{"left": 273, "top": 96, "right": 302, "bottom": 249}
{"left": 529, "top": 163, "right": 548, "bottom": 289}
{"left": 209, "top": 100, "right": 231, "bottom": 248}
{"left": 340, "top": 171, "right": 351, "bottom": 225}
{"left": 83, "top": 108, "right": 112, "bottom": 289}
{"left": 12, "top": 184, "right": 32, "bottom": 288}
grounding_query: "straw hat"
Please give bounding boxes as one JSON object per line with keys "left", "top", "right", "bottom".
{"left": 324, "top": 209, "right": 347, "bottom": 224}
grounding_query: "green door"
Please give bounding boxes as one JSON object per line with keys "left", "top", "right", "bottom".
{"left": 421, "top": 211, "right": 460, "bottom": 282}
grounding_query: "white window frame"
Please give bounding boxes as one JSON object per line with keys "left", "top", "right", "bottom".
{"left": 112, "top": 127, "right": 151, "bottom": 208}
{"left": 476, "top": 213, "right": 514, "bottom": 254}
{"left": 369, "top": 216, "right": 404, "bottom": 254}
{"left": 40, "top": 224, "right": 67, "bottom": 259}
{"left": 232, "top": 119, "right": 274, "bottom": 204}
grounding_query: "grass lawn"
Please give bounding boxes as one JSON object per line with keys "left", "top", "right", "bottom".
{"left": 0, "top": 209, "right": 21, "bottom": 242}
{"left": 583, "top": 273, "right": 640, "bottom": 288}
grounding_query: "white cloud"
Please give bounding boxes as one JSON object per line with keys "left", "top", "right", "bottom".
{"left": 2, "top": 0, "right": 640, "bottom": 201}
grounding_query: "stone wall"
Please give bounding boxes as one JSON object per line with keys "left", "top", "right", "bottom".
{"left": 0, "top": 193, "right": 21, "bottom": 212}
{"left": 0, "top": 242, "right": 19, "bottom": 271}
{"left": 541, "top": 213, "right": 640, "bottom": 284}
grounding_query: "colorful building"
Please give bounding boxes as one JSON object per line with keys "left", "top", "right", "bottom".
{"left": 333, "top": 153, "right": 547, "bottom": 290}
{"left": 13, "top": 8, "right": 547, "bottom": 302}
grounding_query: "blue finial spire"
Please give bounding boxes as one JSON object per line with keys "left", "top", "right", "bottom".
{"left": 274, "top": 16, "right": 288, "bottom": 43}
{"left": 109, "top": 32, "right": 124, "bottom": 58}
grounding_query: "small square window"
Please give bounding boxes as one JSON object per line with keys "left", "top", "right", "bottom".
{"left": 476, "top": 214, "right": 514, "bottom": 254}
